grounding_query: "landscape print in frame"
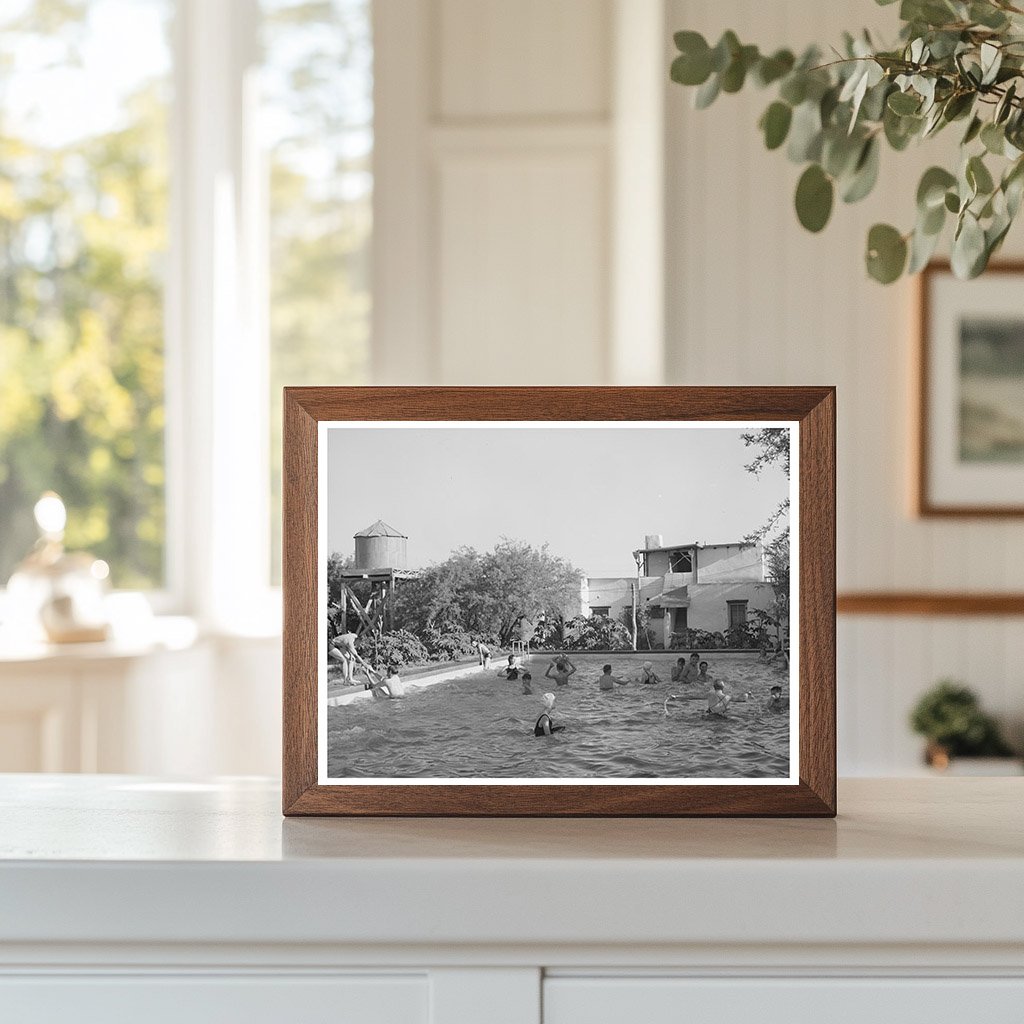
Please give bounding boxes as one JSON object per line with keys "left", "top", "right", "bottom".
{"left": 282, "top": 388, "right": 836, "bottom": 817}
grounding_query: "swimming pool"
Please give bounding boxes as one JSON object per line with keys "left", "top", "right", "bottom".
{"left": 326, "top": 652, "right": 791, "bottom": 780}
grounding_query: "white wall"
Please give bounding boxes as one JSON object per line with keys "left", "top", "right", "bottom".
{"left": 665, "top": 0, "right": 1024, "bottom": 772}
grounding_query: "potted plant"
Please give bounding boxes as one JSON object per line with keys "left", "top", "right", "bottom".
{"left": 909, "top": 680, "right": 1019, "bottom": 773}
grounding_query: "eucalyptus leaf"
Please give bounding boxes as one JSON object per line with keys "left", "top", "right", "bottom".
{"left": 951, "top": 211, "right": 987, "bottom": 278}
{"left": 787, "top": 101, "right": 823, "bottom": 162}
{"left": 888, "top": 90, "right": 921, "bottom": 115}
{"left": 795, "top": 164, "right": 834, "bottom": 232}
{"left": 866, "top": 223, "right": 908, "bottom": 283}
{"left": 842, "top": 137, "right": 881, "bottom": 203}
{"left": 967, "top": 154, "right": 995, "bottom": 195}
{"left": 760, "top": 101, "right": 793, "bottom": 150}
{"left": 754, "top": 49, "right": 795, "bottom": 87}
{"left": 908, "top": 221, "right": 943, "bottom": 273}
{"left": 694, "top": 73, "right": 721, "bottom": 109}
{"left": 981, "top": 121, "right": 1006, "bottom": 155}
{"left": 917, "top": 166, "right": 957, "bottom": 210}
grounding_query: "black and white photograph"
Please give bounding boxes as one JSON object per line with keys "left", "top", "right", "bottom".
{"left": 318, "top": 422, "right": 797, "bottom": 784}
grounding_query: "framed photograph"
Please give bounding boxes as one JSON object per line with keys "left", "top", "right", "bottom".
{"left": 283, "top": 387, "right": 835, "bottom": 816}
{"left": 918, "top": 261, "right": 1024, "bottom": 516}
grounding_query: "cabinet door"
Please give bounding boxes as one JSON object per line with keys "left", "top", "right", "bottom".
{"left": 0, "top": 974, "right": 427, "bottom": 1024}
{"left": 544, "top": 977, "right": 1024, "bottom": 1024}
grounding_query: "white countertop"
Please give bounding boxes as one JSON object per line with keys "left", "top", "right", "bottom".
{"left": 1, "top": 776, "right": 1022, "bottom": 951}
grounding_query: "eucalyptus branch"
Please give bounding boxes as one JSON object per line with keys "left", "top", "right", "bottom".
{"left": 670, "top": 0, "right": 1024, "bottom": 283}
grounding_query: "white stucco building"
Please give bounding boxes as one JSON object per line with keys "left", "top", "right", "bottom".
{"left": 583, "top": 534, "right": 777, "bottom": 647}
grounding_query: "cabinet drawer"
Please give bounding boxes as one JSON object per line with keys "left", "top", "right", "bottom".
{"left": 544, "top": 977, "right": 1024, "bottom": 1024}
{"left": 0, "top": 974, "right": 427, "bottom": 1024}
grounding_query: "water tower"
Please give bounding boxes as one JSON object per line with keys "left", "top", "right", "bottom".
{"left": 353, "top": 520, "right": 407, "bottom": 573}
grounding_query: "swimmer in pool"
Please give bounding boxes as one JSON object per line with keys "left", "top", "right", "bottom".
{"left": 521, "top": 671, "right": 533, "bottom": 694}
{"left": 379, "top": 664, "right": 405, "bottom": 699}
{"left": 696, "top": 660, "right": 710, "bottom": 684}
{"left": 545, "top": 656, "right": 576, "bottom": 687}
{"left": 598, "top": 664, "right": 628, "bottom": 691}
{"left": 534, "top": 692, "right": 566, "bottom": 736}
{"left": 639, "top": 661, "right": 661, "bottom": 685}
{"left": 497, "top": 654, "right": 519, "bottom": 681}
{"left": 705, "top": 680, "right": 731, "bottom": 717}
{"left": 767, "top": 685, "right": 789, "bottom": 712}
{"left": 670, "top": 657, "right": 687, "bottom": 682}
{"left": 682, "top": 652, "right": 701, "bottom": 682}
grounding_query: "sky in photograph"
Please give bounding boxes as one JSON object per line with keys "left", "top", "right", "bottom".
{"left": 326, "top": 425, "right": 791, "bottom": 577}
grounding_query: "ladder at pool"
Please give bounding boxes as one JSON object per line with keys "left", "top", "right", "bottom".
{"left": 511, "top": 640, "right": 530, "bottom": 664}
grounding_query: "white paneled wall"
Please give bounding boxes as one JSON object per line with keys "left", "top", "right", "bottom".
{"left": 370, "top": 0, "right": 1024, "bottom": 774}
{"left": 374, "top": 0, "right": 664, "bottom": 386}
{"left": 666, "top": 0, "right": 1024, "bottom": 772}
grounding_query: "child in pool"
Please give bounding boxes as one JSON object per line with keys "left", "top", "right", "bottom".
{"left": 639, "top": 661, "right": 661, "bottom": 684}
{"left": 521, "top": 671, "right": 533, "bottom": 695}
{"left": 598, "top": 664, "right": 628, "bottom": 691}
{"left": 545, "top": 656, "right": 576, "bottom": 687}
{"left": 534, "top": 692, "right": 566, "bottom": 736}
{"left": 705, "top": 680, "right": 731, "bottom": 717}
{"left": 767, "top": 685, "right": 789, "bottom": 712}
{"left": 670, "top": 657, "right": 688, "bottom": 682}
{"left": 682, "top": 652, "right": 701, "bottom": 682}
{"left": 696, "top": 660, "right": 710, "bottom": 684}
{"left": 497, "top": 654, "right": 519, "bottom": 680}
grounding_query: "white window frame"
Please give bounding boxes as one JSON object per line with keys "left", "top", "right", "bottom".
{"left": 164, "top": 0, "right": 276, "bottom": 633}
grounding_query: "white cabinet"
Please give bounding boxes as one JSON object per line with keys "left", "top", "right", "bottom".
{"left": 544, "top": 977, "right": 1024, "bottom": 1024}
{"left": 0, "top": 975, "right": 428, "bottom": 1024}
{"left": 1, "top": 777, "right": 1022, "bottom": 1024}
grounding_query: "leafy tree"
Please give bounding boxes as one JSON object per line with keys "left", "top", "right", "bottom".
{"left": 0, "top": 2, "right": 169, "bottom": 586}
{"left": 395, "top": 540, "right": 583, "bottom": 645}
{"left": 671, "top": 0, "right": 1024, "bottom": 282}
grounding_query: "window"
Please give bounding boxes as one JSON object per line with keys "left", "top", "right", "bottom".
{"left": 647, "top": 604, "right": 664, "bottom": 620}
{"left": 590, "top": 606, "right": 610, "bottom": 618}
{"left": 0, "top": 0, "right": 172, "bottom": 588}
{"left": 727, "top": 600, "right": 748, "bottom": 629}
{"left": 668, "top": 549, "right": 693, "bottom": 573}
{"left": 673, "top": 607, "right": 687, "bottom": 631}
{"left": 262, "top": 0, "right": 373, "bottom": 581}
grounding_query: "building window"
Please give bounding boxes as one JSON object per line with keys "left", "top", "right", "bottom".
{"left": 727, "top": 600, "right": 748, "bottom": 629}
{"left": 668, "top": 549, "right": 692, "bottom": 573}
{"left": 647, "top": 605, "right": 664, "bottom": 620}
{"left": 673, "top": 607, "right": 687, "bottom": 631}
{"left": 590, "top": 606, "right": 610, "bottom": 617}
{"left": 0, "top": 0, "right": 173, "bottom": 589}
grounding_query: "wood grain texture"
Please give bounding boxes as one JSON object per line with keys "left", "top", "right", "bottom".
{"left": 838, "top": 592, "right": 1024, "bottom": 616}
{"left": 916, "top": 261, "right": 1024, "bottom": 518}
{"left": 282, "top": 387, "right": 836, "bottom": 817}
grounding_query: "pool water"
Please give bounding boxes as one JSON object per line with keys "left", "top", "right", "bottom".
{"left": 326, "top": 653, "right": 791, "bottom": 780}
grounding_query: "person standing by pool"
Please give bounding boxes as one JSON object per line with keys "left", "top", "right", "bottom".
{"left": 476, "top": 641, "right": 491, "bottom": 669}
{"left": 534, "top": 692, "right": 565, "bottom": 736}
{"left": 328, "top": 631, "right": 367, "bottom": 685}
{"left": 545, "top": 656, "right": 576, "bottom": 687}
{"left": 598, "top": 664, "right": 629, "bottom": 691}
{"left": 705, "top": 680, "right": 731, "bottom": 717}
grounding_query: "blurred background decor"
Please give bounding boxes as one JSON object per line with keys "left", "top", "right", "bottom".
{"left": 917, "top": 261, "right": 1024, "bottom": 515}
{"left": 4, "top": 492, "right": 110, "bottom": 645}
{"left": 910, "top": 679, "right": 1021, "bottom": 773}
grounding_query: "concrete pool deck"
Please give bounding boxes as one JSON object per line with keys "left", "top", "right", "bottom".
{"left": 326, "top": 656, "right": 495, "bottom": 707}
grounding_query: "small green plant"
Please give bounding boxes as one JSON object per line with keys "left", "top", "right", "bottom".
{"left": 909, "top": 680, "right": 1014, "bottom": 756}
{"left": 670, "top": 0, "right": 1024, "bottom": 283}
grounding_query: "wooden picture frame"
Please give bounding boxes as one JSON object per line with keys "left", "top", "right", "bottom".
{"left": 283, "top": 387, "right": 836, "bottom": 817}
{"left": 917, "top": 260, "right": 1024, "bottom": 517}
